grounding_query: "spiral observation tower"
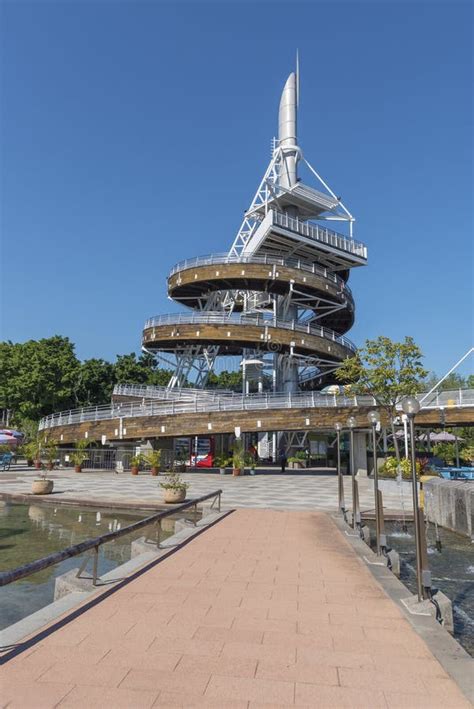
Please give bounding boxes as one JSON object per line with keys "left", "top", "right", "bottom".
{"left": 41, "top": 64, "right": 378, "bottom": 458}
{"left": 143, "top": 65, "right": 367, "bottom": 397}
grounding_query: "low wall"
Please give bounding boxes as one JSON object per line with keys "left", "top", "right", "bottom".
{"left": 424, "top": 479, "right": 474, "bottom": 538}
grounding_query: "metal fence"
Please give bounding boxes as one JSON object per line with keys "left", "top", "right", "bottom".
{"left": 0, "top": 491, "right": 222, "bottom": 588}
{"left": 272, "top": 210, "right": 367, "bottom": 260}
{"left": 168, "top": 252, "right": 353, "bottom": 296}
{"left": 54, "top": 447, "right": 175, "bottom": 471}
{"left": 38, "top": 389, "right": 474, "bottom": 432}
{"left": 143, "top": 312, "right": 357, "bottom": 352}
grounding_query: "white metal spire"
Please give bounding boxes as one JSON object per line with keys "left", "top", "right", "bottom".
{"left": 278, "top": 71, "right": 298, "bottom": 189}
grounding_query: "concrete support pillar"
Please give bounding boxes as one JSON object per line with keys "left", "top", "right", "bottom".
{"left": 353, "top": 431, "right": 368, "bottom": 477}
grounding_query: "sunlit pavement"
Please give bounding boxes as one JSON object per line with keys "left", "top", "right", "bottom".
{"left": 1, "top": 509, "right": 469, "bottom": 708}
{"left": 0, "top": 465, "right": 412, "bottom": 514}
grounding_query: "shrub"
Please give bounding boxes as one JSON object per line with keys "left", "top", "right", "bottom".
{"left": 160, "top": 472, "right": 189, "bottom": 491}
{"left": 379, "top": 456, "right": 421, "bottom": 480}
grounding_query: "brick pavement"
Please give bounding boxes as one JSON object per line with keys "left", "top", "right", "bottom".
{"left": 1, "top": 510, "right": 469, "bottom": 708}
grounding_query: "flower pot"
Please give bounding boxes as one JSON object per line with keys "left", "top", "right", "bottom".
{"left": 219, "top": 468, "right": 226, "bottom": 475}
{"left": 27, "top": 458, "right": 34, "bottom": 467}
{"left": 232, "top": 468, "right": 242, "bottom": 477}
{"left": 75, "top": 465, "right": 82, "bottom": 473}
{"left": 34, "top": 461, "right": 41, "bottom": 470}
{"left": 163, "top": 488, "right": 186, "bottom": 504}
{"left": 32, "top": 479, "right": 54, "bottom": 495}
{"left": 46, "top": 462, "right": 54, "bottom": 471}
{"left": 150, "top": 467, "right": 159, "bottom": 476}
{"left": 131, "top": 466, "right": 139, "bottom": 475}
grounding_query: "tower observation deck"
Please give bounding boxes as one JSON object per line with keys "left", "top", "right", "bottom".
{"left": 143, "top": 65, "right": 367, "bottom": 394}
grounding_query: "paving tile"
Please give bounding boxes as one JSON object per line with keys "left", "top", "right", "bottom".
{"left": 38, "top": 661, "right": 130, "bottom": 687}
{"left": 153, "top": 692, "right": 248, "bottom": 707}
{"left": 194, "top": 625, "right": 264, "bottom": 644}
{"left": 58, "top": 685, "right": 159, "bottom": 708}
{"left": 221, "top": 641, "right": 297, "bottom": 664}
{"left": 204, "top": 674, "right": 295, "bottom": 704}
{"left": 295, "top": 682, "right": 388, "bottom": 707}
{"left": 1, "top": 680, "right": 75, "bottom": 709}
{"left": 99, "top": 646, "right": 182, "bottom": 671}
{"left": 130, "top": 665, "right": 213, "bottom": 693}
{"left": 256, "top": 659, "right": 338, "bottom": 685}
{"left": 175, "top": 653, "right": 257, "bottom": 678}
{"left": 338, "top": 666, "right": 425, "bottom": 693}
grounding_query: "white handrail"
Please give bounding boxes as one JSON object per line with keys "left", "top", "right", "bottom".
{"left": 143, "top": 312, "right": 357, "bottom": 352}
{"left": 168, "top": 252, "right": 354, "bottom": 297}
{"left": 38, "top": 388, "right": 474, "bottom": 431}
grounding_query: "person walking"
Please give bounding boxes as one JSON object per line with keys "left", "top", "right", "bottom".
{"left": 279, "top": 449, "right": 288, "bottom": 473}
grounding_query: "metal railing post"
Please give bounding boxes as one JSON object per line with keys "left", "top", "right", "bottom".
{"left": 92, "top": 546, "right": 99, "bottom": 586}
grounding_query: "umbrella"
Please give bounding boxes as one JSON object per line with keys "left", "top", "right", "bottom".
{"left": 0, "top": 429, "right": 23, "bottom": 439}
{"left": 430, "top": 432, "right": 464, "bottom": 443}
{"left": 0, "top": 433, "right": 17, "bottom": 446}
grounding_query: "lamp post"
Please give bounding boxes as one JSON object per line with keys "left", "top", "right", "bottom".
{"left": 346, "top": 416, "right": 359, "bottom": 530}
{"left": 335, "top": 423, "right": 344, "bottom": 514}
{"left": 401, "top": 395, "right": 424, "bottom": 601}
{"left": 367, "top": 410, "right": 381, "bottom": 555}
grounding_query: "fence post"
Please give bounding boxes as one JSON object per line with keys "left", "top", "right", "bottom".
{"left": 92, "top": 546, "right": 99, "bottom": 586}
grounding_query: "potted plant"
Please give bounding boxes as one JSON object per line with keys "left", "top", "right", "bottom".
{"left": 173, "top": 457, "right": 187, "bottom": 473}
{"left": 43, "top": 440, "right": 58, "bottom": 471}
{"left": 160, "top": 472, "right": 189, "bottom": 503}
{"left": 28, "top": 438, "right": 43, "bottom": 469}
{"left": 22, "top": 441, "right": 36, "bottom": 467}
{"left": 246, "top": 453, "right": 257, "bottom": 476}
{"left": 232, "top": 439, "right": 245, "bottom": 476}
{"left": 70, "top": 438, "right": 91, "bottom": 473}
{"left": 32, "top": 464, "right": 54, "bottom": 495}
{"left": 130, "top": 453, "right": 144, "bottom": 475}
{"left": 144, "top": 449, "right": 162, "bottom": 476}
{"left": 214, "top": 454, "right": 231, "bottom": 475}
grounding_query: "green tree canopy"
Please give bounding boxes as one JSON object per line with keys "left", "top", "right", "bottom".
{"left": 336, "top": 336, "right": 428, "bottom": 458}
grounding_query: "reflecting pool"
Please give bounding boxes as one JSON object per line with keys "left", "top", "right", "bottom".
{"left": 0, "top": 501, "right": 169, "bottom": 630}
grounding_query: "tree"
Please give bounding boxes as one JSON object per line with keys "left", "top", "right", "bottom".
{"left": 0, "top": 337, "right": 80, "bottom": 426}
{"left": 336, "top": 336, "right": 428, "bottom": 459}
{"left": 73, "top": 358, "right": 115, "bottom": 407}
{"left": 207, "top": 370, "right": 243, "bottom": 392}
{"left": 423, "top": 372, "right": 466, "bottom": 392}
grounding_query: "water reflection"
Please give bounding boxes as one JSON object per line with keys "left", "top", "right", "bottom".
{"left": 0, "top": 502, "right": 153, "bottom": 630}
{"left": 366, "top": 519, "right": 474, "bottom": 656}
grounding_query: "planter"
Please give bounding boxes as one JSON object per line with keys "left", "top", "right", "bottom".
{"left": 163, "top": 488, "right": 186, "bottom": 504}
{"left": 32, "top": 479, "right": 54, "bottom": 495}
{"left": 131, "top": 466, "right": 139, "bottom": 475}
{"left": 27, "top": 458, "right": 34, "bottom": 467}
{"left": 34, "top": 461, "right": 42, "bottom": 470}
{"left": 219, "top": 468, "right": 226, "bottom": 475}
{"left": 250, "top": 469, "right": 256, "bottom": 476}
{"left": 46, "top": 462, "right": 54, "bottom": 471}
{"left": 232, "top": 468, "right": 242, "bottom": 477}
{"left": 74, "top": 465, "right": 82, "bottom": 473}
{"left": 150, "top": 467, "right": 159, "bottom": 476}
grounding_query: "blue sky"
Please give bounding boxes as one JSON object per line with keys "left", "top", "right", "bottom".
{"left": 1, "top": 1, "right": 473, "bottom": 378}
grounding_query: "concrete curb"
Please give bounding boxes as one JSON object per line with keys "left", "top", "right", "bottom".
{"left": 332, "top": 514, "right": 474, "bottom": 704}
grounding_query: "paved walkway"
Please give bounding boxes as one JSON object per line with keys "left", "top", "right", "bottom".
{"left": 1, "top": 466, "right": 412, "bottom": 514}
{"left": 1, "top": 510, "right": 469, "bottom": 708}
